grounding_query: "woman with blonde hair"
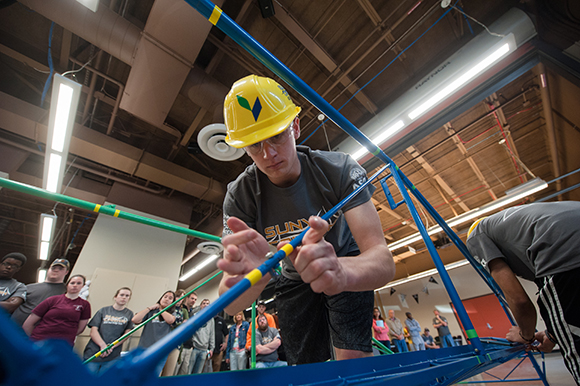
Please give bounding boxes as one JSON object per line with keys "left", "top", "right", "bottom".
{"left": 225, "top": 311, "right": 250, "bottom": 370}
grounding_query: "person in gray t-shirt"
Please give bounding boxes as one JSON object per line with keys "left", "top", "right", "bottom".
{"left": 255, "top": 315, "right": 286, "bottom": 368}
{"left": 0, "top": 252, "right": 27, "bottom": 314}
{"left": 467, "top": 202, "right": 580, "bottom": 384}
{"left": 11, "top": 258, "right": 69, "bottom": 326}
{"left": 83, "top": 287, "right": 134, "bottom": 374}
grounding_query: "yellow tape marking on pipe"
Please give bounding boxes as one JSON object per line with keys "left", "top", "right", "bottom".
{"left": 246, "top": 269, "right": 263, "bottom": 286}
{"left": 94, "top": 204, "right": 101, "bottom": 213}
{"left": 208, "top": 6, "right": 222, "bottom": 25}
{"left": 94, "top": 351, "right": 102, "bottom": 358}
{"left": 281, "top": 244, "right": 294, "bottom": 256}
{"left": 114, "top": 209, "right": 121, "bottom": 217}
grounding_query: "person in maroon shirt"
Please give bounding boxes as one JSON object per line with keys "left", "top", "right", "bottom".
{"left": 22, "top": 274, "right": 91, "bottom": 346}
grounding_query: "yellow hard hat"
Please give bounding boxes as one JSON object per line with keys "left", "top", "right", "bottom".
{"left": 224, "top": 75, "right": 301, "bottom": 148}
{"left": 467, "top": 217, "right": 487, "bottom": 238}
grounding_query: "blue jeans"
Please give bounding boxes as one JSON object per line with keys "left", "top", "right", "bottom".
{"left": 441, "top": 334, "right": 456, "bottom": 348}
{"left": 189, "top": 348, "right": 209, "bottom": 374}
{"left": 255, "top": 361, "right": 287, "bottom": 368}
{"left": 392, "top": 338, "right": 408, "bottom": 353}
{"left": 229, "top": 350, "right": 247, "bottom": 371}
{"left": 86, "top": 360, "right": 116, "bottom": 374}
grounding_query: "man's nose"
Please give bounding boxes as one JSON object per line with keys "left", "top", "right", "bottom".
{"left": 261, "top": 141, "right": 277, "bottom": 158}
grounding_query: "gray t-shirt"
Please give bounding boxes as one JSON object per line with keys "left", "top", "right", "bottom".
{"left": 223, "top": 146, "right": 375, "bottom": 280}
{"left": 466, "top": 202, "right": 580, "bottom": 281}
{"left": 0, "top": 278, "right": 26, "bottom": 303}
{"left": 83, "top": 306, "right": 134, "bottom": 362}
{"left": 138, "top": 310, "right": 173, "bottom": 349}
{"left": 11, "top": 282, "right": 65, "bottom": 326}
{"left": 255, "top": 326, "right": 280, "bottom": 363}
{"left": 432, "top": 316, "right": 450, "bottom": 336}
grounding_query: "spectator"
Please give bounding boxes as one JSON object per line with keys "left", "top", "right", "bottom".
{"left": 161, "top": 289, "right": 185, "bottom": 376}
{"left": 212, "top": 314, "right": 229, "bottom": 372}
{"left": 218, "top": 75, "right": 395, "bottom": 365}
{"left": 404, "top": 312, "right": 425, "bottom": 351}
{"left": 372, "top": 307, "right": 390, "bottom": 354}
{"left": 246, "top": 300, "right": 276, "bottom": 350}
{"left": 432, "top": 310, "right": 455, "bottom": 348}
{"left": 189, "top": 299, "right": 215, "bottom": 374}
{"left": 83, "top": 287, "right": 134, "bottom": 374}
{"left": 0, "top": 252, "right": 27, "bottom": 314}
{"left": 174, "top": 292, "right": 198, "bottom": 375}
{"left": 132, "top": 291, "right": 176, "bottom": 376}
{"left": 421, "top": 328, "right": 439, "bottom": 350}
{"left": 226, "top": 311, "right": 250, "bottom": 371}
{"left": 12, "top": 258, "right": 70, "bottom": 326}
{"left": 22, "top": 274, "right": 91, "bottom": 346}
{"left": 254, "top": 315, "right": 287, "bottom": 368}
{"left": 385, "top": 309, "right": 407, "bottom": 353}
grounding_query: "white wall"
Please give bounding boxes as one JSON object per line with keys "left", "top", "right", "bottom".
{"left": 375, "top": 263, "right": 545, "bottom": 342}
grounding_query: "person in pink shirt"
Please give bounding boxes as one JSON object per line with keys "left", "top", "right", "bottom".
{"left": 22, "top": 274, "right": 91, "bottom": 346}
{"left": 372, "top": 307, "right": 390, "bottom": 354}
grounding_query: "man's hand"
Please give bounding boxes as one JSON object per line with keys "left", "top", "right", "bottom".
{"left": 506, "top": 325, "right": 535, "bottom": 346}
{"left": 218, "top": 217, "right": 272, "bottom": 289}
{"left": 534, "top": 330, "right": 556, "bottom": 353}
{"left": 289, "top": 216, "right": 347, "bottom": 295}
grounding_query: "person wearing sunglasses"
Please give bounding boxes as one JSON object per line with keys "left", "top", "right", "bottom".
{"left": 218, "top": 75, "right": 395, "bottom": 366}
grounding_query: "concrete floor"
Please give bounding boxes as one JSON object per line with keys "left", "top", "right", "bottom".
{"left": 463, "top": 351, "right": 576, "bottom": 385}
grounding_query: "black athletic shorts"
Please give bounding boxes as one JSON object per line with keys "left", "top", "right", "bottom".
{"left": 274, "top": 275, "right": 374, "bottom": 365}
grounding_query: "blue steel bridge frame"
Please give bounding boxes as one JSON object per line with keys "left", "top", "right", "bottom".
{"left": 0, "top": 0, "right": 550, "bottom": 385}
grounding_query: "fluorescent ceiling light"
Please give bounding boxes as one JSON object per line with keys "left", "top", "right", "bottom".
{"left": 38, "top": 213, "right": 57, "bottom": 260}
{"left": 76, "top": 0, "right": 99, "bottom": 12}
{"left": 387, "top": 177, "right": 548, "bottom": 251}
{"left": 37, "top": 268, "right": 47, "bottom": 283}
{"left": 51, "top": 83, "right": 74, "bottom": 152}
{"left": 353, "top": 120, "right": 405, "bottom": 161}
{"left": 43, "top": 74, "right": 81, "bottom": 194}
{"left": 179, "top": 254, "right": 218, "bottom": 281}
{"left": 408, "top": 42, "right": 511, "bottom": 120}
{"left": 375, "top": 259, "right": 470, "bottom": 291}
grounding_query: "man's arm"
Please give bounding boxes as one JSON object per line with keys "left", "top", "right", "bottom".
{"left": 488, "top": 259, "right": 537, "bottom": 343}
{"left": 0, "top": 296, "right": 24, "bottom": 314}
{"left": 291, "top": 202, "right": 395, "bottom": 295}
{"left": 255, "top": 337, "right": 281, "bottom": 355}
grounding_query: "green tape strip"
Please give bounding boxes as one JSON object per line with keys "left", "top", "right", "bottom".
{"left": 372, "top": 148, "right": 381, "bottom": 156}
{"left": 466, "top": 329, "right": 478, "bottom": 339}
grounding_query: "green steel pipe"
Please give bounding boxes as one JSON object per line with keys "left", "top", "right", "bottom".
{"left": 372, "top": 337, "right": 394, "bottom": 355}
{"left": 0, "top": 177, "right": 221, "bottom": 243}
{"left": 250, "top": 301, "right": 256, "bottom": 369}
{"left": 83, "top": 270, "right": 223, "bottom": 364}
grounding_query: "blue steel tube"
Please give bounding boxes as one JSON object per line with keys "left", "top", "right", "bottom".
{"left": 123, "top": 165, "right": 389, "bottom": 373}
{"left": 399, "top": 173, "right": 516, "bottom": 325}
{"left": 183, "top": 0, "right": 391, "bottom": 166}
{"left": 390, "top": 166, "right": 485, "bottom": 354}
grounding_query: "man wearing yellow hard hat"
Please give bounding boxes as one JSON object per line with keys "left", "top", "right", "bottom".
{"left": 466, "top": 201, "right": 580, "bottom": 384}
{"left": 217, "top": 75, "right": 395, "bottom": 365}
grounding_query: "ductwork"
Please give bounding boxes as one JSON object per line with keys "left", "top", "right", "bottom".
{"left": 18, "top": 0, "right": 140, "bottom": 66}
{"left": 182, "top": 66, "right": 230, "bottom": 121}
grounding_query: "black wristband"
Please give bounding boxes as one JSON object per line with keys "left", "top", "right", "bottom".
{"left": 519, "top": 330, "right": 535, "bottom": 344}
{"left": 545, "top": 330, "right": 557, "bottom": 344}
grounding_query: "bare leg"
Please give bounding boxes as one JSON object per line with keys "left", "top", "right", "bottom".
{"left": 334, "top": 347, "right": 373, "bottom": 360}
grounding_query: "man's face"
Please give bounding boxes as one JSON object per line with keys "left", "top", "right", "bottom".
{"left": 246, "top": 119, "right": 302, "bottom": 188}
{"left": 257, "top": 304, "right": 266, "bottom": 314}
{"left": 388, "top": 310, "right": 395, "bottom": 319}
{"left": 257, "top": 316, "right": 268, "bottom": 331}
{"left": 200, "top": 299, "right": 210, "bottom": 309}
{"left": 46, "top": 265, "right": 68, "bottom": 283}
{"left": 186, "top": 294, "right": 197, "bottom": 307}
{"left": 406, "top": 313, "right": 413, "bottom": 319}
{"left": 0, "top": 258, "right": 22, "bottom": 280}
{"left": 433, "top": 310, "right": 439, "bottom": 316}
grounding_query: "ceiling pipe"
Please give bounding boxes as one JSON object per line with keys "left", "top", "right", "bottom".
{"left": 537, "top": 63, "right": 562, "bottom": 199}
{"left": 18, "top": 0, "right": 140, "bottom": 66}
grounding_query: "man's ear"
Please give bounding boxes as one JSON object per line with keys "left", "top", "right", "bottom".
{"left": 293, "top": 117, "right": 300, "bottom": 139}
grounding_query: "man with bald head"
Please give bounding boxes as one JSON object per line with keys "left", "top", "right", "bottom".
{"left": 385, "top": 309, "right": 407, "bottom": 353}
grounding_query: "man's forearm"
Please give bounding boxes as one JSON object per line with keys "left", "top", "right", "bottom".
{"left": 340, "top": 244, "right": 395, "bottom": 292}
{"left": 219, "top": 273, "right": 270, "bottom": 315}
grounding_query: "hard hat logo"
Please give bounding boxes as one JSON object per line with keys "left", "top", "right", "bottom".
{"left": 236, "top": 95, "right": 262, "bottom": 122}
